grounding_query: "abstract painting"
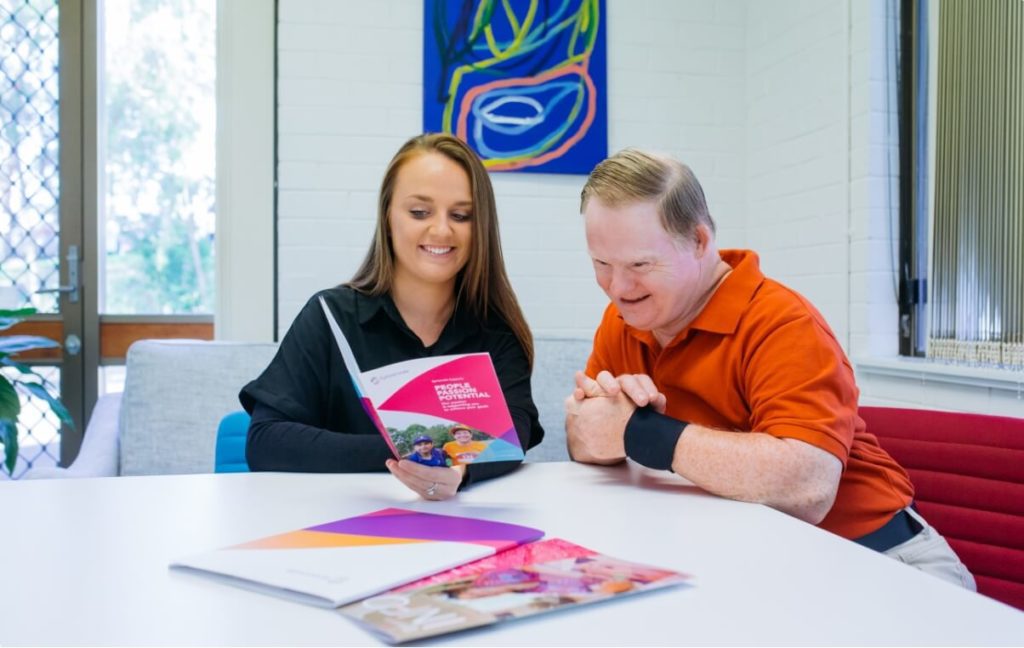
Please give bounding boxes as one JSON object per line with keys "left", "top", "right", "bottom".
{"left": 424, "top": 0, "right": 607, "bottom": 174}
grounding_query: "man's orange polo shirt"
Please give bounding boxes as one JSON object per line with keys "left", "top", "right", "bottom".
{"left": 586, "top": 249, "right": 913, "bottom": 539}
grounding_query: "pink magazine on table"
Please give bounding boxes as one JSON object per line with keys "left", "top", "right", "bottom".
{"left": 170, "top": 508, "right": 543, "bottom": 608}
{"left": 319, "top": 296, "right": 524, "bottom": 466}
{"left": 339, "top": 538, "right": 691, "bottom": 643}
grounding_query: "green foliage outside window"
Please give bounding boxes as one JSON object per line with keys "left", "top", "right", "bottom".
{"left": 103, "top": 0, "right": 216, "bottom": 314}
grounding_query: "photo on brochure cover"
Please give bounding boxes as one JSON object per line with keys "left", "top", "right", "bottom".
{"left": 339, "top": 538, "right": 690, "bottom": 643}
{"left": 396, "top": 422, "right": 494, "bottom": 467}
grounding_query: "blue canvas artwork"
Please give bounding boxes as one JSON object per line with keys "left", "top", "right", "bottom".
{"left": 423, "top": 0, "right": 608, "bottom": 174}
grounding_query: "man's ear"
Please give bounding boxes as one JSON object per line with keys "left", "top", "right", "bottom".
{"left": 693, "top": 223, "right": 713, "bottom": 257}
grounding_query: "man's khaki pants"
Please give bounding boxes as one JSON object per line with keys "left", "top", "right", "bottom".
{"left": 883, "top": 505, "right": 977, "bottom": 590}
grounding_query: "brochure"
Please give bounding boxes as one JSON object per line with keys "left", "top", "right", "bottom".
{"left": 170, "top": 507, "right": 544, "bottom": 608}
{"left": 319, "top": 296, "right": 524, "bottom": 465}
{"left": 339, "top": 538, "right": 691, "bottom": 643}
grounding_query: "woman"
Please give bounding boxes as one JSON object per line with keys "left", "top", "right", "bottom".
{"left": 240, "top": 133, "right": 544, "bottom": 500}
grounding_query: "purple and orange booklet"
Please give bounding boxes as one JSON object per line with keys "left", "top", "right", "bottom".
{"left": 339, "top": 538, "right": 691, "bottom": 643}
{"left": 319, "top": 296, "right": 525, "bottom": 465}
{"left": 170, "top": 508, "right": 543, "bottom": 608}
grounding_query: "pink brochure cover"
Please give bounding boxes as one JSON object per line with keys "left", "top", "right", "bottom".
{"left": 170, "top": 508, "right": 544, "bottom": 608}
{"left": 339, "top": 538, "right": 691, "bottom": 643}
{"left": 319, "top": 297, "right": 524, "bottom": 464}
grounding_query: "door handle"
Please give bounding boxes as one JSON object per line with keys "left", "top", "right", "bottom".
{"left": 35, "top": 245, "right": 80, "bottom": 303}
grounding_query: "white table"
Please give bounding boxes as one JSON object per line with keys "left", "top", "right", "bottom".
{"left": 5, "top": 462, "right": 1023, "bottom": 645}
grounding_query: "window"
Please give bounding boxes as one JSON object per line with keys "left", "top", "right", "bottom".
{"left": 100, "top": 0, "right": 216, "bottom": 315}
{"left": 901, "top": 0, "right": 1024, "bottom": 369}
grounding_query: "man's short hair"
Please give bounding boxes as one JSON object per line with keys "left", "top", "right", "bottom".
{"left": 580, "top": 148, "right": 716, "bottom": 241}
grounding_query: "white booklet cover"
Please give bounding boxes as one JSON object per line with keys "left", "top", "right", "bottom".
{"left": 170, "top": 507, "right": 544, "bottom": 608}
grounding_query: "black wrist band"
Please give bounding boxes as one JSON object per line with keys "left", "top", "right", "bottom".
{"left": 624, "top": 406, "right": 688, "bottom": 471}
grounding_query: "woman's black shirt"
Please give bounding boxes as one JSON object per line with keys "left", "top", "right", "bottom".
{"left": 239, "top": 286, "right": 544, "bottom": 486}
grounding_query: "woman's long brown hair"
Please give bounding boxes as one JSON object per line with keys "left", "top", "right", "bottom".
{"left": 347, "top": 133, "right": 533, "bottom": 366}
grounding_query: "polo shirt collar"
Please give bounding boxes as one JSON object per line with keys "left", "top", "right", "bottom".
{"left": 688, "top": 249, "right": 765, "bottom": 335}
{"left": 621, "top": 248, "right": 765, "bottom": 348}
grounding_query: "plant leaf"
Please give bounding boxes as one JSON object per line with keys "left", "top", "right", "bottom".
{"left": 0, "top": 420, "right": 17, "bottom": 475}
{"left": 0, "top": 376, "right": 20, "bottom": 421}
{"left": 0, "top": 308, "right": 35, "bottom": 317}
{"left": 17, "top": 381, "right": 75, "bottom": 428}
{"left": 0, "top": 335, "right": 61, "bottom": 355}
{"left": 0, "top": 307, "right": 36, "bottom": 331}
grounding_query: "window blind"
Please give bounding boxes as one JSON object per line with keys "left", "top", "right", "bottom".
{"left": 929, "top": 0, "right": 1024, "bottom": 369}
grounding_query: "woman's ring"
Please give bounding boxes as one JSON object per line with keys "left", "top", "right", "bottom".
{"left": 426, "top": 482, "right": 438, "bottom": 497}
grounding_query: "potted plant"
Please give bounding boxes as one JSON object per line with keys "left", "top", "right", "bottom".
{"left": 0, "top": 307, "right": 74, "bottom": 475}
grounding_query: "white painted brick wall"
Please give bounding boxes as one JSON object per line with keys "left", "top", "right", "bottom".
{"left": 276, "top": 0, "right": 746, "bottom": 338}
{"left": 848, "top": 0, "right": 900, "bottom": 362}
{"left": 742, "top": 0, "right": 851, "bottom": 348}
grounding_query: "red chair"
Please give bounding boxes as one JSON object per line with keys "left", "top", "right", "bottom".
{"left": 859, "top": 406, "right": 1024, "bottom": 611}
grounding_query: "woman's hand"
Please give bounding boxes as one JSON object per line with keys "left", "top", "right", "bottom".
{"left": 386, "top": 459, "right": 466, "bottom": 501}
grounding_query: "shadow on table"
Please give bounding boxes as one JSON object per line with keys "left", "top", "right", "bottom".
{"left": 581, "top": 461, "right": 718, "bottom": 498}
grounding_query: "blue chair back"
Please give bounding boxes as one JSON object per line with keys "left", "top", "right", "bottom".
{"left": 215, "top": 410, "right": 251, "bottom": 473}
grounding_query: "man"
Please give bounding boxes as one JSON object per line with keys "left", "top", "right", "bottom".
{"left": 565, "top": 148, "right": 974, "bottom": 589}
{"left": 407, "top": 434, "right": 449, "bottom": 467}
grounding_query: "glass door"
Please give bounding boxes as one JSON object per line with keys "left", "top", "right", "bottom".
{"left": 1, "top": 0, "right": 216, "bottom": 478}
{"left": 1, "top": 0, "right": 88, "bottom": 476}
